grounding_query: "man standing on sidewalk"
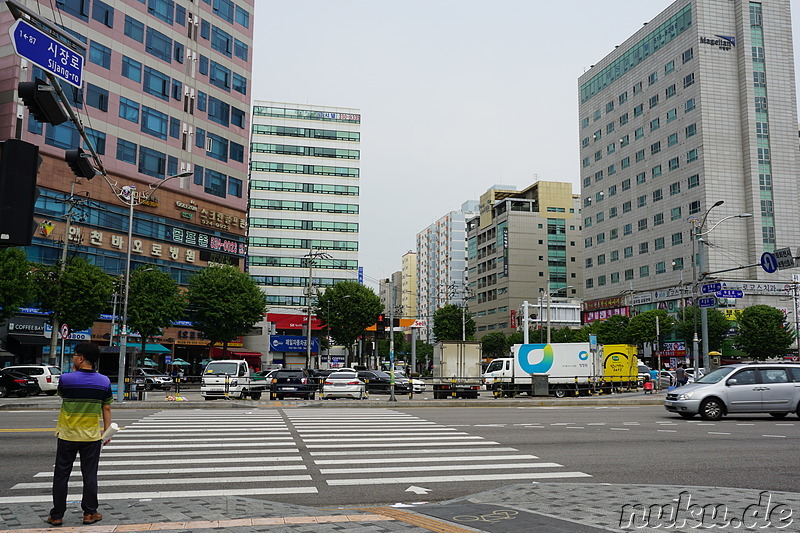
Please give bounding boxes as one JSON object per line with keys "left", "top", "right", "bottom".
{"left": 46, "top": 342, "right": 113, "bottom": 526}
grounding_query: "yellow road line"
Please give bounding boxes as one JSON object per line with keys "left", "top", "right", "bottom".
{"left": 0, "top": 428, "right": 55, "bottom": 433}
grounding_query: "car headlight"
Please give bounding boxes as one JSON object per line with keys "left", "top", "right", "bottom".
{"left": 677, "top": 392, "right": 694, "bottom": 400}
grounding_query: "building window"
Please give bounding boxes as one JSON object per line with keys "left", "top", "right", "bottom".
{"left": 753, "top": 71, "right": 766, "bottom": 88}
{"left": 585, "top": 258, "right": 593, "bottom": 268}
{"left": 85, "top": 84, "right": 108, "bottom": 111}
{"left": 634, "top": 103, "right": 643, "bottom": 117}
{"left": 586, "top": 279, "right": 594, "bottom": 289}
{"left": 669, "top": 182, "right": 681, "bottom": 196}
{"left": 607, "top": 142, "right": 615, "bottom": 154}
{"left": 623, "top": 201, "right": 632, "bottom": 214}
{"left": 687, "top": 149, "right": 698, "bottom": 163}
{"left": 609, "top": 206, "right": 617, "bottom": 218}
{"left": 652, "top": 189, "right": 663, "bottom": 202}
{"left": 666, "top": 108, "right": 677, "bottom": 122}
{"left": 637, "top": 195, "right": 647, "bottom": 208}
{"left": 759, "top": 173, "right": 772, "bottom": 191}
{"left": 145, "top": 27, "right": 173, "bottom": 63}
{"left": 92, "top": 0, "right": 114, "bottom": 26}
{"left": 688, "top": 174, "right": 700, "bottom": 189}
{"left": 621, "top": 179, "right": 631, "bottom": 191}
{"left": 608, "top": 185, "right": 617, "bottom": 198}
{"left": 650, "top": 118, "right": 660, "bottom": 131}
{"left": 762, "top": 226, "right": 775, "bottom": 245}
{"left": 204, "top": 168, "right": 227, "bottom": 198}
{"left": 651, "top": 141, "right": 661, "bottom": 155}
{"left": 118, "top": 96, "right": 139, "bottom": 123}
{"left": 209, "top": 61, "right": 232, "bottom": 91}
{"left": 623, "top": 224, "right": 632, "bottom": 236}
{"left": 672, "top": 258, "right": 684, "bottom": 271}
{"left": 619, "top": 113, "right": 629, "bottom": 126}
{"left": 620, "top": 157, "right": 630, "bottom": 169}
{"left": 620, "top": 134, "right": 629, "bottom": 147}
{"left": 653, "top": 213, "right": 664, "bottom": 226}
{"left": 671, "top": 207, "right": 682, "bottom": 220}
{"left": 211, "top": 26, "right": 233, "bottom": 56}
{"left": 639, "top": 265, "right": 650, "bottom": 278}
{"left": 624, "top": 246, "right": 633, "bottom": 258}
{"left": 597, "top": 232, "right": 606, "bottom": 244}
{"left": 655, "top": 262, "right": 666, "bottom": 275}
{"left": 598, "top": 275, "right": 607, "bottom": 286}
{"left": 611, "top": 272, "right": 620, "bottom": 284}
{"left": 607, "top": 164, "right": 616, "bottom": 176}
{"left": 121, "top": 56, "right": 142, "bottom": 82}
{"left": 228, "top": 177, "right": 243, "bottom": 198}
{"left": 619, "top": 91, "right": 628, "bottom": 105}
{"left": 668, "top": 133, "right": 678, "bottom": 146}
{"left": 610, "top": 228, "right": 618, "bottom": 239}
{"left": 648, "top": 71, "right": 658, "bottom": 85}
{"left": 689, "top": 201, "right": 701, "bottom": 215}
{"left": 672, "top": 232, "right": 683, "bottom": 246}
{"left": 668, "top": 157, "right": 680, "bottom": 171}
{"left": 124, "top": 14, "right": 144, "bottom": 41}
{"left": 585, "top": 237, "right": 593, "bottom": 248}
{"left": 760, "top": 199, "right": 774, "bottom": 216}
{"left": 141, "top": 106, "right": 169, "bottom": 139}
{"left": 625, "top": 269, "right": 634, "bottom": 281}
{"left": 685, "top": 98, "right": 696, "bottom": 112}
{"left": 89, "top": 41, "right": 111, "bottom": 69}
{"left": 666, "top": 84, "right": 676, "bottom": 98}
{"left": 635, "top": 127, "right": 644, "bottom": 139}
{"left": 635, "top": 149, "right": 645, "bottom": 162}
{"left": 649, "top": 95, "right": 659, "bottom": 108}
{"left": 138, "top": 146, "right": 166, "bottom": 178}
{"left": 235, "top": 5, "right": 250, "bottom": 27}
{"left": 683, "top": 73, "right": 695, "bottom": 88}
{"left": 638, "top": 219, "right": 648, "bottom": 231}
{"left": 665, "top": 60, "right": 675, "bottom": 74}
{"left": 143, "top": 67, "right": 170, "bottom": 101}
{"left": 116, "top": 138, "right": 136, "bottom": 163}
{"left": 755, "top": 97, "right": 767, "bottom": 113}
{"left": 682, "top": 48, "right": 693, "bottom": 63}
{"left": 149, "top": 0, "right": 175, "bottom": 24}
{"left": 639, "top": 242, "right": 649, "bottom": 254}
{"left": 686, "top": 123, "right": 697, "bottom": 137}
{"left": 652, "top": 165, "right": 662, "bottom": 178}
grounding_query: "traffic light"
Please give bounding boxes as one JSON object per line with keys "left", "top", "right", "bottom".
{"left": 65, "top": 148, "right": 97, "bottom": 179}
{"left": 376, "top": 313, "right": 386, "bottom": 339}
{"left": 18, "top": 78, "right": 69, "bottom": 125}
{"left": 0, "top": 140, "right": 40, "bottom": 247}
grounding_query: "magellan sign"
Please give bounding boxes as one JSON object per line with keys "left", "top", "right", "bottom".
{"left": 700, "top": 34, "right": 735, "bottom": 50}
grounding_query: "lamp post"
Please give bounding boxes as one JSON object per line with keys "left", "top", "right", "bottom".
{"left": 115, "top": 170, "right": 193, "bottom": 402}
{"left": 690, "top": 201, "right": 752, "bottom": 373}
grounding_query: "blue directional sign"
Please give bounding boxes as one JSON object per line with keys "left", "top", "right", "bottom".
{"left": 701, "top": 282, "right": 721, "bottom": 294}
{"left": 716, "top": 289, "right": 743, "bottom": 299}
{"left": 761, "top": 251, "right": 778, "bottom": 274}
{"left": 698, "top": 297, "right": 717, "bottom": 308}
{"left": 8, "top": 19, "right": 84, "bottom": 88}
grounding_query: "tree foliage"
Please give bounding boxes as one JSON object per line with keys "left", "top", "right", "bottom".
{"left": 315, "top": 280, "right": 382, "bottom": 364}
{"left": 127, "top": 266, "right": 186, "bottom": 356}
{"left": 481, "top": 331, "right": 509, "bottom": 358}
{"left": 432, "top": 304, "right": 476, "bottom": 341}
{"left": 626, "top": 309, "right": 675, "bottom": 347}
{"left": 32, "top": 257, "right": 114, "bottom": 332}
{"left": 734, "top": 305, "right": 794, "bottom": 360}
{"left": 187, "top": 266, "right": 267, "bottom": 350}
{"left": 587, "top": 314, "right": 631, "bottom": 345}
{"left": 674, "top": 306, "right": 730, "bottom": 352}
{"left": 0, "top": 247, "right": 34, "bottom": 326}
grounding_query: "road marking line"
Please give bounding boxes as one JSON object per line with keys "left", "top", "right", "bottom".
{"left": 566, "top": 427, "right": 585, "bottom": 429}
{"left": 327, "top": 472, "right": 592, "bottom": 485}
{"left": 315, "top": 454, "right": 539, "bottom": 465}
{"left": 319, "top": 463, "right": 562, "bottom": 474}
{"left": 0, "top": 487, "right": 318, "bottom": 504}
{"left": 302, "top": 436, "right": 483, "bottom": 443}
{"left": 306, "top": 441, "right": 498, "bottom": 449}
{"left": 111, "top": 437, "right": 291, "bottom": 443}
{"left": 310, "top": 447, "right": 517, "bottom": 456}
{"left": 107, "top": 441, "right": 295, "bottom": 449}
{"left": 100, "top": 449, "right": 299, "bottom": 457}
{"left": 35, "top": 465, "right": 308, "bottom": 477}
{"left": 736, "top": 423, "right": 755, "bottom": 426}
{"left": 708, "top": 432, "right": 731, "bottom": 435}
{"left": 609, "top": 428, "right": 629, "bottom": 431}
{"left": 13, "top": 474, "right": 313, "bottom": 490}
{"left": 657, "top": 430, "right": 676, "bottom": 433}
{"left": 762, "top": 434, "right": 786, "bottom": 438}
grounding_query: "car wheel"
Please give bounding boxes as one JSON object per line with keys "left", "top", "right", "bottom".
{"left": 699, "top": 398, "right": 724, "bottom": 420}
{"left": 45, "top": 390, "right": 57, "bottom": 396}
{"left": 0, "top": 385, "right": 7, "bottom": 398}
{"left": 309, "top": 393, "right": 315, "bottom": 400}
{"left": 31, "top": 387, "right": 41, "bottom": 396}
{"left": 553, "top": 386, "right": 567, "bottom": 399}
{"left": 16, "top": 390, "right": 29, "bottom": 398}
{"left": 250, "top": 392, "right": 262, "bottom": 400}
{"left": 769, "top": 412, "right": 788, "bottom": 418}
{"left": 678, "top": 412, "right": 695, "bottom": 419}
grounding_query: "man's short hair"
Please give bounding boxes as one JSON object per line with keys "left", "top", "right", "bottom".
{"left": 75, "top": 342, "right": 100, "bottom": 364}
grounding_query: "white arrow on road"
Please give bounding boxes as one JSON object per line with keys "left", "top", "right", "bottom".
{"left": 405, "top": 486, "right": 432, "bottom": 495}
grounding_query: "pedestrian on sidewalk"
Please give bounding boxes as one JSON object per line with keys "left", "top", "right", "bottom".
{"left": 46, "top": 342, "right": 113, "bottom": 527}
{"left": 675, "top": 364, "right": 688, "bottom": 387}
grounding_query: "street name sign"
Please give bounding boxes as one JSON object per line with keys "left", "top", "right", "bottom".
{"left": 8, "top": 19, "right": 84, "bottom": 88}
{"left": 698, "top": 297, "right": 717, "bottom": 308}
{"left": 761, "top": 252, "right": 778, "bottom": 274}
{"left": 715, "top": 289, "right": 743, "bottom": 299}
{"left": 701, "top": 282, "right": 721, "bottom": 294}
{"left": 774, "top": 247, "right": 795, "bottom": 270}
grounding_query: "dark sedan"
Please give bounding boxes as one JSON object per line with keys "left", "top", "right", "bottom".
{"left": 357, "top": 370, "right": 410, "bottom": 394}
{"left": 270, "top": 369, "right": 316, "bottom": 400}
{"left": 0, "top": 369, "right": 39, "bottom": 398}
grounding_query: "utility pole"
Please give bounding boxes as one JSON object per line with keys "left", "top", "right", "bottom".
{"left": 303, "top": 248, "right": 331, "bottom": 369}
{"left": 388, "top": 277, "right": 397, "bottom": 402}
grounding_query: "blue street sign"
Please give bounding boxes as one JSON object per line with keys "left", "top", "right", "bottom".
{"left": 761, "top": 251, "right": 778, "bottom": 274}
{"left": 698, "top": 297, "right": 717, "bottom": 308}
{"left": 358, "top": 266, "right": 364, "bottom": 284}
{"left": 269, "top": 335, "right": 319, "bottom": 353}
{"left": 701, "top": 282, "right": 721, "bottom": 294}
{"left": 8, "top": 19, "right": 84, "bottom": 88}
{"left": 716, "top": 289, "right": 744, "bottom": 299}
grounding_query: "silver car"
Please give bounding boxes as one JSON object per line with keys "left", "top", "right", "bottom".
{"left": 321, "top": 371, "right": 366, "bottom": 400}
{"left": 664, "top": 363, "right": 800, "bottom": 420}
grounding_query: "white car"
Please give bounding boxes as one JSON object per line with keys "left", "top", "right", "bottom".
{"left": 410, "top": 378, "right": 426, "bottom": 393}
{"left": 5, "top": 364, "right": 61, "bottom": 395}
{"left": 321, "top": 371, "right": 366, "bottom": 400}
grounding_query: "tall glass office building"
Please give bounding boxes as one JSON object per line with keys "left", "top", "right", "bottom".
{"left": 578, "top": 0, "right": 799, "bottom": 311}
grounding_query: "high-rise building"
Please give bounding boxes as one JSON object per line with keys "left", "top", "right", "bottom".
{"left": 401, "top": 251, "right": 418, "bottom": 320}
{"left": 416, "top": 201, "right": 477, "bottom": 340}
{"left": 0, "top": 0, "right": 253, "bottom": 367}
{"left": 248, "top": 102, "right": 361, "bottom": 311}
{"left": 466, "top": 181, "right": 583, "bottom": 337}
{"left": 578, "top": 0, "right": 799, "bottom": 312}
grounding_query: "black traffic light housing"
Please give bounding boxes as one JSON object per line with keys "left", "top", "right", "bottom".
{"left": 376, "top": 313, "right": 386, "bottom": 339}
{"left": 0, "top": 139, "right": 40, "bottom": 247}
{"left": 65, "top": 148, "right": 97, "bottom": 179}
{"left": 18, "top": 78, "right": 69, "bottom": 125}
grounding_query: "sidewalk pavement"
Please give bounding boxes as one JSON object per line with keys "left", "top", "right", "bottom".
{"left": 2, "top": 482, "right": 798, "bottom": 532}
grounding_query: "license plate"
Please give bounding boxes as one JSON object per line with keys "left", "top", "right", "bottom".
{"left": 207, "top": 387, "right": 223, "bottom": 392}
{"left": 664, "top": 401, "right": 672, "bottom": 407}
{"left": 280, "top": 387, "right": 296, "bottom": 391}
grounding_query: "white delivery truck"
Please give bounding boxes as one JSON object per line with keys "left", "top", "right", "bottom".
{"left": 200, "top": 359, "right": 268, "bottom": 400}
{"left": 432, "top": 341, "right": 483, "bottom": 399}
{"left": 483, "top": 342, "right": 600, "bottom": 398}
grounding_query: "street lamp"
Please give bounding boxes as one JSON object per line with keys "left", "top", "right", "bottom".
{"left": 115, "top": 170, "right": 193, "bottom": 402}
{"left": 690, "top": 201, "right": 752, "bottom": 373}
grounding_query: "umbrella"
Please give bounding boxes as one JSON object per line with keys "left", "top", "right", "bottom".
{"left": 143, "top": 358, "right": 157, "bottom": 367}
{"left": 171, "top": 358, "right": 190, "bottom": 366}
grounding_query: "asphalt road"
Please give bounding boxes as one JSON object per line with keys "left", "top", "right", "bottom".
{"left": 1, "top": 405, "right": 796, "bottom": 509}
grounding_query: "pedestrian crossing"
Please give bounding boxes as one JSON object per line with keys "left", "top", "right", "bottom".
{"left": 1, "top": 408, "right": 590, "bottom": 504}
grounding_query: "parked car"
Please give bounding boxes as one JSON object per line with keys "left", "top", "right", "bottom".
{"left": 664, "top": 363, "right": 800, "bottom": 420}
{"left": 134, "top": 368, "right": 172, "bottom": 390}
{"left": 321, "top": 371, "right": 366, "bottom": 400}
{"left": 357, "top": 370, "right": 410, "bottom": 394}
{"left": 0, "top": 369, "right": 39, "bottom": 398}
{"left": 392, "top": 369, "right": 426, "bottom": 393}
{"left": 4, "top": 364, "right": 61, "bottom": 395}
{"left": 270, "top": 369, "right": 316, "bottom": 400}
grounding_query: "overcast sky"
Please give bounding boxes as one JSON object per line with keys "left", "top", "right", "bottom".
{"left": 252, "top": 1, "right": 800, "bottom": 288}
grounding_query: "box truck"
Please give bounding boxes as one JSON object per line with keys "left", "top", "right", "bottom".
{"left": 483, "top": 342, "right": 600, "bottom": 398}
{"left": 599, "top": 344, "right": 639, "bottom": 390}
{"left": 432, "top": 341, "right": 483, "bottom": 399}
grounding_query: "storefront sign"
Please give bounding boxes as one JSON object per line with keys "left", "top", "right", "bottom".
{"left": 584, "top": 297, "right": 623, "bottom": 311}
{"left": 583, "top": 307, "right": 629, "bottom": 324}
{"left": 44, "top": 323, "right": 91, "bottom": 340}
{"left": 632, "top": 293, "right": 652, "bottom": 305}
{"left": 7, "top": 319, "right": 46, "bottom": 335}
{"left": 269, "top": 335, "right": 319, "bottom": 353}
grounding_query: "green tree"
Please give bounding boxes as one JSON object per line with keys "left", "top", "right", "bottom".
{"left": 734, "top": 305, "right": 794, "bottom": 360}
{"left": 187, "top": 266, "right": 267, "bottom": 354}
{"left": 0, "top": 247, "right": 34, "bottom": 326}
{"left": 627, "top": 309, "right": 675, "bottom": 347}
{"left": 590, "top": 314, "right": 631, "bottom": 345}
{"left": 315, "top": 280, "right": 382, "bottom": 366}
{"left": 432, "top": 304, "right": 476, "bottom": 341}
{"left": 127, "top": 266, "right": 186, "bottom": 365}
{"left": 32, "top": 257, "right": 114, "bottom": 332}
{"left": 674, "top": 306, "right": 730, "bottom": 352}
{"left": 481, "top": 331, "right": 508, "bottom": 358}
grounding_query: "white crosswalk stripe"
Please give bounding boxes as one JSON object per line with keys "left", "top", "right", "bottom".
{"left": 0, "top": 408, "right": 591, "bottom": 504}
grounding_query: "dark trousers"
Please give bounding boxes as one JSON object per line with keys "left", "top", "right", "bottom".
{"left": 50, "top": 438, "right": 102, "bottom": 519}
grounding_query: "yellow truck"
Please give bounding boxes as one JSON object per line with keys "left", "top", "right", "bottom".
{"left": 600, "top": 344, "right": 639, "bottom": 389}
